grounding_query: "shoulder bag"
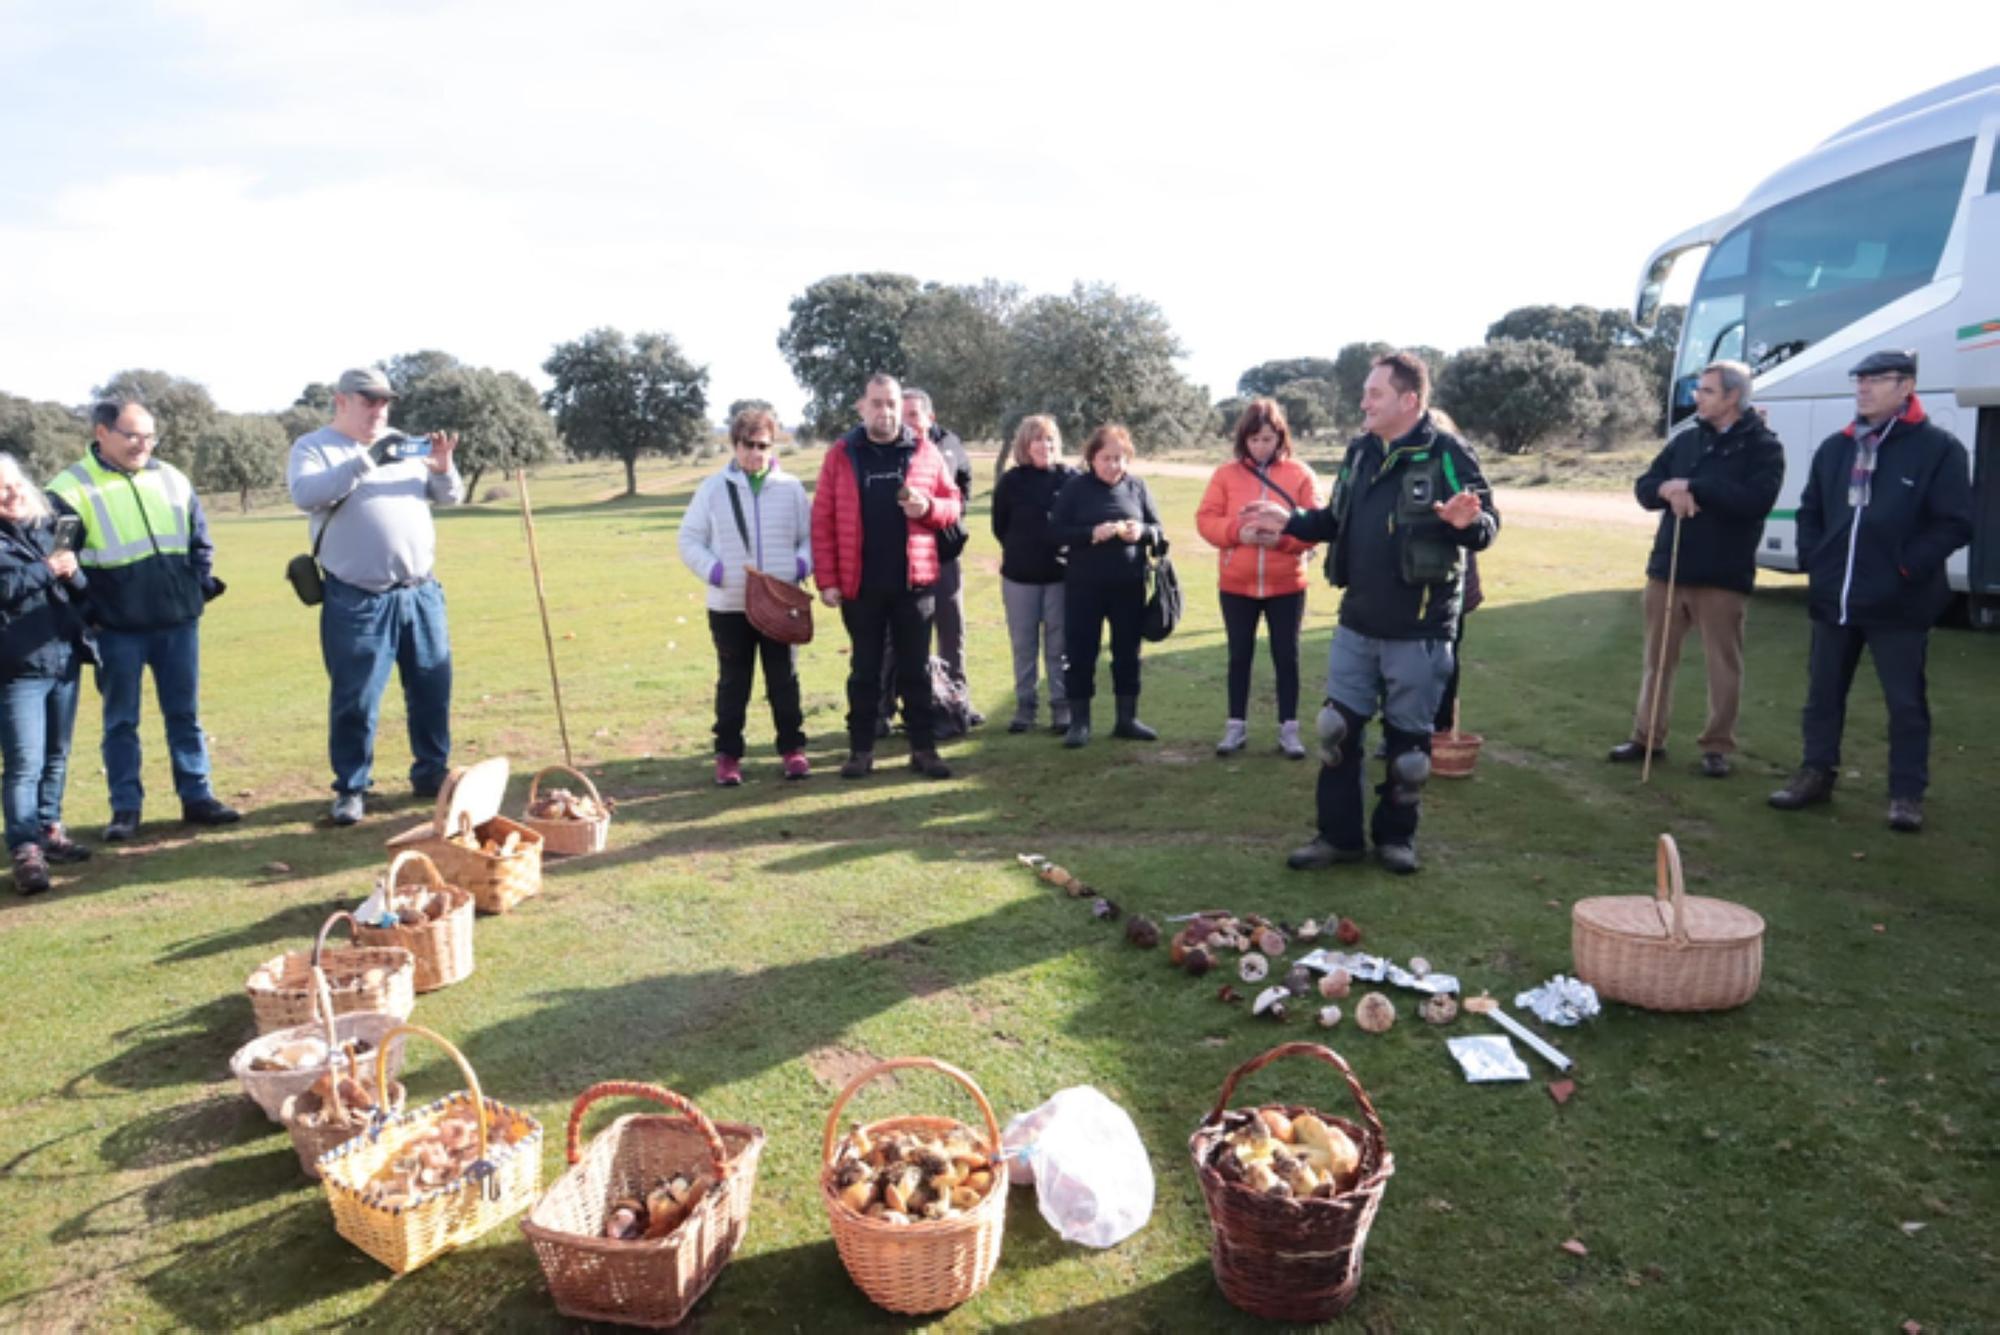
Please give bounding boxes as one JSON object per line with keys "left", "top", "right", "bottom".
{"left": 285, "top": 494, "right": 348, "bottom": 607}
{"left": 1142, "top": 537, "right": 1182, "bottom": 643}
{"left": 724, "top": 481, "right": 814, "bottom": 645}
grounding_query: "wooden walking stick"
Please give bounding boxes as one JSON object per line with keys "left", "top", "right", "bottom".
{"left": 1640, "top": 512, "right": 1683, "bottom": 785}
{"left": 515, "top": 468, "right": 573, "bottom": 768}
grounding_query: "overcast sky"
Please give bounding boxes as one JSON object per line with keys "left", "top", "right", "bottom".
{"left": 0, "top": 1, "right": 1987, "bottom": 423}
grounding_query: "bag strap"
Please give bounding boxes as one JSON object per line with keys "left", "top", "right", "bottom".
{"left": 310, "top": 493, "right": 351, "bottom": 562}
{"left": 1251, "top": 463, "right": 1307, "bottom": 512}
{"left": 722, "top": 478, "right": 752, "bottom": 552}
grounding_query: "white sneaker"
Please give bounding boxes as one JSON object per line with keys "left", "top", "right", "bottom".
{"left": 1277, "top": 719, "right": 1306, "bottom": 760}
{"left": 1216, "top": 719, "right": 1249, "bottom": 755}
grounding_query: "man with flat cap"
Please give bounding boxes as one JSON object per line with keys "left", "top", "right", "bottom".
{"left": 1769, "top": 350, "right": 1971, "bottom": 831}
{"left": 287, "top": 368, "right": 463, "bottom": 826}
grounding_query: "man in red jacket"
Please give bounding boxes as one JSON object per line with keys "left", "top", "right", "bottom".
{"left": 813, "top": 373, "right": 962, "bottom": 780}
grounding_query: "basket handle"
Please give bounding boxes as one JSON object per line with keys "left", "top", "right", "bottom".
{"left": 527, "top": 764, "right": 604, "bottom": 809}
{"left": 1203, "top": 1042, "right": 1386, "bottom": 1149}
{"left": 372, "top": 1024, "right": 490, "bottom": 1162}
{"left": 313, "top": 966, "right": 345, "bottom": 1121}
{"left": 385, "top": 850, "right": 446, "bottom": 906}
{"left": 1654, "top": 834, "right": 1690, "bottom": 945}
{"left": 564, "top": 1080, "right": 730, "bottom": 1175}
{"left": 309, "top": 910, "right": 361, "bottom": 968}
{"left": 818, "top": 1056, "right": 1001, "bottom": 1169}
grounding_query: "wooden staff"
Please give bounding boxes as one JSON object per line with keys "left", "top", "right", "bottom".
{"left": 1641, "top": 513, "right": 1682, "bottom": 786}
{"left": 516, "top": 468, "right": 572, "bottom": 768}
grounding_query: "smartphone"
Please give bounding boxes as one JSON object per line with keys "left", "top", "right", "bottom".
{"left": 53, "top": 514, "right": 84, "bottom": 553}
{"left": 392, "top": 434, "right": 433, "bottom": 459}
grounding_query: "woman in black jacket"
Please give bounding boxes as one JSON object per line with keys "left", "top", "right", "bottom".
{"left": 0, "top": 453, "right": 94, "bottom": 895}
{"left": 991, "top": 415, "right": 1078, "bottom": 734}
{"left": 1048, "top": 424, "right": 1163, "bottom": 747}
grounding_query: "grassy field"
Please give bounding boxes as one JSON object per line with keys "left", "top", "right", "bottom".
{"left": 0, "top": 456, "right": 1993, "bottom": 1332}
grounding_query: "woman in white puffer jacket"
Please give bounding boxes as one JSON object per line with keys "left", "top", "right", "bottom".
{"left": 676, "top": 407, "right": 814, "bottom": 785}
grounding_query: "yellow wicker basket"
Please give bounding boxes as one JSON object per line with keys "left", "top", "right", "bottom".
{"left": 1573, "top": 834, "right": 1765, "bottom": 1012}
{"left": 353, "top": 851, "right": 475, "bottom": 992}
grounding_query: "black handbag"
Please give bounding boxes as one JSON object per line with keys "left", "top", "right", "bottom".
{"left": 286, "top": 494, "right": 348, "bottom": 607}
{"left": 1142, "top": 540, "right": 1182, "bottom": 643}
{"left": 935, "top": 520, "right": 969, "bottom": 563}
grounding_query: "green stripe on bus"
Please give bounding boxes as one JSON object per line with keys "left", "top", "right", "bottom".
{"left": 1958, "top": 318, "right": 2000, "bottom": 340}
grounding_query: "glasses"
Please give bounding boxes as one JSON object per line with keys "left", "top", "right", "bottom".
{"left": 739, "top": 438, "right": 774, "bottom": 449}
{"left": 360, "top": 393, "right": 395, "bottom": 407}
{"left": 107, "top": 427, "right": 160, "bottom": 447}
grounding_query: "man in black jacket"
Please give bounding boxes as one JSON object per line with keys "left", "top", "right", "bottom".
{"left": 1610, "top": 360, "right": 1784, "bottom": 778}
{"left": 1769, "top": 350, "right": 1972, "bottom": 832}
{"left": 1260, "top": 352, "right": 1498, "bottom": 875}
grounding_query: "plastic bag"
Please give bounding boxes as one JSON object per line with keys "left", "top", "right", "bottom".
{"left": 1000, "top": 1086, "right": 1153, "bottom": 1248}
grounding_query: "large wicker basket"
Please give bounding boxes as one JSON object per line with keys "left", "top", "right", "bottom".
{"left": 519, "top": 764, "right": 612, "bottom": 857}
{"left": 1573, "top": 834, "right": 1765, "bottom": 1012}
{"left": 244, "top": 911, "right": 416, "bottom": 1036}
{"left": 387, "top": 756, "right": 544, "bottom": 914}
{"left": 318, "top": 1024, "right": 543, "bottom": 1274}
{"left": 230, "top": 993, "right": 409, "bottom": 1124}
{"left": 819, "top": 1057, "right": 1008, "bottom": 1316}
{"left": 280, "top": 969, "right": 407, "bottom": 1179}
{"left": 522, "top": 1080, "right": 767, "bottom": 1327}
{"left": 1189, "top": 1042, "right": 1395, "bottom": 1324}
{"left": 353, "top": 851, "right": 475, "bottom": 993}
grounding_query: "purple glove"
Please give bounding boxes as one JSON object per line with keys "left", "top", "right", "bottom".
{"left": 708, "top": 561, "right": 724, "bottom": 588}
{"left": 795, "top": 556, "right": 809, "bottom": 582}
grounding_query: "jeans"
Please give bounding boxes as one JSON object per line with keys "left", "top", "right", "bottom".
{"left": 1801, "top": 620, "right": 1931, "bottom": 799}
{"left": 1064, "top": 577, "right": 1145, "bottom": 702}
{"left": 1316, "top": 627, "right": 1454, "bottom": 850}
{"left": 320, "top": 575, "right": 452, "bottom": 796}
{"left": 708, "top": 610, "right": 806, "bottom": 759}
{"left": 2, "top": 666, "right": 81, "bottom": 850}
{"left": 843, "top": 589, "right": 936, "bottom": 750}
{"left": 1219, "top": 590, "right": 1304, "bottom": 722}
{"left": 96, "top": 622, "right": 214, "bottom": 811}
{"left": 1001, "top": 577, "right": 1066, "bottom": 712}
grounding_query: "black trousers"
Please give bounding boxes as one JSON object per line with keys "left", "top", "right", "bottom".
{"left": 708, "top": 611, "right": 806, "bottom": 759}
{"left": 1063, "top": 578, "right": 1145, "bottom": 702}
{"left": 1219, "top": 590, "right": 1304, "bottom": 722}
{"left": 1314, "top": 702, "right": 1432, "bottom": 851}
{"left": 1802, "top": 620, "right": 1931, "bottom": 799}
{"left": 843, "top": 589, "right": 936, "bottom": 750}
{"left": 1433, "top": 611, "right": 1469, "bottom": 733}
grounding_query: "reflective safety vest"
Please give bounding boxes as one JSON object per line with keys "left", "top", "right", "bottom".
{"left": 46, "top": 454, "right": 194, "bottom": 570}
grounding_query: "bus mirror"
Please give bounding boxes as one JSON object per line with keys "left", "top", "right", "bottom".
{"left": 1636, "top": 281, "right": 1662, "bottom": 328}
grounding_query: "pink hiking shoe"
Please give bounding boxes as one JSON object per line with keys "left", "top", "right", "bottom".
{"left": 714, "top": 754, "right": 743, "bottom": 787}
{"left": 781, "top": 750, "right": 811, "bottom": 781}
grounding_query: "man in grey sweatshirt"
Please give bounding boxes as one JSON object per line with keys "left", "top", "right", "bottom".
{"left": 286, "top": 367, "right": 465, "bottom": 826}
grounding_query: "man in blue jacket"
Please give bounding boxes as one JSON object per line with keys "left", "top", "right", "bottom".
{"left": 1769, "top": 350, "right": 1972, "bottom": 831}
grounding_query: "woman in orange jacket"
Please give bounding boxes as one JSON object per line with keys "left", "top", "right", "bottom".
{"left": 1195, "top": 398, "right": 1321, "bottom": 758}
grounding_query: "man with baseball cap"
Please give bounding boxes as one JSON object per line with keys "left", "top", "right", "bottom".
{"left": 286, "top": 367, "right": 463, "bottom": 826}
{"left": 1769, "top": 350, "right": 1971, "bottom": 831}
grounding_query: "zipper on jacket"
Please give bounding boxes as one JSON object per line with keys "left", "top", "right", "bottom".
{"left": 1837, "top": 420, "right": 1891, "bottom": 626}
{"left": 1418, "top": 584, "right": 1430, "bottom": 621}
{"left": 1256, "top": 544, "right": 1266, "bottom": 598}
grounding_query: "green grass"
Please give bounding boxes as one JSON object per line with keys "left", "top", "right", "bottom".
{"left": 0, "top": 458, "right": 1993, "bottom": 1332}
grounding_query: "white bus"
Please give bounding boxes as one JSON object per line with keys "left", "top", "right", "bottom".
{"left": 1635, "top": 66, "right": 2000, "bottom": 626}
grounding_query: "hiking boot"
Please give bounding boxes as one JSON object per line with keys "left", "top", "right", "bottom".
{"left": 1063, "top": 701, "right": 1092, "bottom": 749}
{"left": 1887, "top": 797, "right": 1924, "bottom": 833}
{"left": 839, "top": 751, "right": 875, "bottom": 780}
{"left": 1050, "top": 704, "right": 1072, "bottom": 735}
{"left": 781, "top": 750, "right": 811, "bottom": 781}
{"left": 1007, "top": 705, "right": 1037, "bottom": 734}
{"left": 1287, "top": 837, "right": 1368, "bottom": 871}
{"left": 1216, "top": 719, "right": 1248, "bottom": 756}
{"left": 330, "top": 792, "right": 365, "bottom": 826}
{"left": 714, "top": 754, "right": 743, "bottom": 788}
{"left": 1316, "top": 704, "right": 1347, "bottom": 768}
{"left": 909, "top": 748, "right": 952, "bottom": 780}
{"left": 1768, "top": 766, "right": 1835, "bottom": 811}
{"left": 1700, "top": 752, "right": 1731, "bottom": 779}
{"left": 1277, "top": 719, "right": 1306, "bottom": 760}
{"left": 1376, "top": 843, "right": 1421, "bottom": 875}
{"left": 12, "top": 843, "right": 51, "bottom": 896}
{"left": 42, "top": 825, "right": 91, "bottom": 864}
{"left": 103, "top": 809, "right": 141, "bottom": 842}
{"left": 1608, "top": 740, "right": 1665, "bottom": 764}
{"left": 182, "top": 796, "right": 242, "bottom": 827}
{"left": 1112, "top": 695, "right": 1157, "bottom": 742}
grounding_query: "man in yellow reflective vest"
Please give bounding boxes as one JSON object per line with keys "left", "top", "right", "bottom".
{"left": 45, "top": 400, "right": 240, "bottom": 841}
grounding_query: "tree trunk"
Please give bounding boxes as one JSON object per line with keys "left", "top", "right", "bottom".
{"left": 466, "top": 466, "right": 485, "bottom": 499}
{"left": 623, "top": 451, "right": 638, "bottom": 497}
{"left": 240, "top": 487, "right": 251, "bottom": 513}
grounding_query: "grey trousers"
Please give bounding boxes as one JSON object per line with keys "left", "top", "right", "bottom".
{"left": 1001, "top": 577, "right": 1067, "bottom": 711}
{"left": 934, "top": 559, "right": 968, "bottom": 689}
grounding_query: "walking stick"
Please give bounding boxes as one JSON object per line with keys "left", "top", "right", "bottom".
{"left": 515, "top": 468, "right": 573, "bottom": 768}
{"left": 1640, "top": 512, "right": 1683, "bottom": 786}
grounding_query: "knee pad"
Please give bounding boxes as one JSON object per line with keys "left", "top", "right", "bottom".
{"left": 1316, "top": 700, "right": 1360, "bottom": 768}
{"left": 1386, "top": 733, "right": 1431, "bottom": 805}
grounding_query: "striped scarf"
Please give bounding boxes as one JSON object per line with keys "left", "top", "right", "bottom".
{"left": 1847, "top": 416, "right": 1895, "bottom": 508}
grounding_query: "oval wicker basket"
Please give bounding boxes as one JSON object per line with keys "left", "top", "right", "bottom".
{"left": 353, "top": 851, "right": 475, "bottom": 993}
{"left": 1189, "top": 1043, "right": 1395, "bottom": 1324}
{"left": 819, "top": 1057, "right": 1008, "bottom": 1316}
{"left": 244, "top": 911, "right": 416, "bottom": 1035}
{"left": 387, "top": 758, "right": 544, "bottom": 914}
{"left": 519, "top": 764, "right": 612, "bottom": 857}
{"left": 1572, "top": 834, "right": 1765, "bottom": 1012}
{"left": 280, "top": 968, "right": 407, "bottom": 1178}
{"left": 230, "top": 1001, "right": 409, "bottom": 1123}
{"left": 522, "top": 1080, "right": 767, "bottom": 1327}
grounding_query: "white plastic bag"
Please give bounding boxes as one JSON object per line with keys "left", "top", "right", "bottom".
{"left": 1000, "top": 1086, "right": 1153, "bottom": 1248}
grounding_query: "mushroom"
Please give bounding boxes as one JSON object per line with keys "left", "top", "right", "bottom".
{"left": 1317, "top": 1004, "right": 1342, "bottom": 1029}
{"left": 1255, "top": 927, "right": 1287, "bottom": 957}
{"left": 1125, "top": 915, "right": 1160, "bottom": 948}
{"left": 1297, "top": 918, "right": 1322, "bottom": 941}
{"left": 1237, "top": 952, "right": 1269, "bottom": 983}
{"left": 1420, "top": 993, "right": 1459, "bottom": 1026}
{"left": 1252, "top": 986, "right": 1290, "bottom": 1021}
{"left": 1183, "top": 946, "right": 1213, "bottom": 977}
{"left": 1285, "top": 964, "right": 1314, "bottom": 996}
{"left": 1257, "top": 1108, "right": 1294, "bottom": 1141}
{"left": 1318, "top": 969, "right": 1352, "bottom": 1000}
{"left": 1090, "top": 897, "right": 1120, "bottom": 920}
{"left": 1217, "top": 984, "right": 1242, "bottom": 1004}
{"left": 1355, "top": 991, "right": 1395, "bottom": 1033}
{"left": 1409, "top": 956, "right": 1432, "bottom": 977}
{"left": 1334, "top": 917, "right": 1363, "bottom": 946}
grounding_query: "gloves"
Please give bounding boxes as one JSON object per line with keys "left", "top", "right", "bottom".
{"left": 708, "top": 561, "right": 724, "bottom": 588}
{"left": 795, "top": 556, "right": 809, "bottom": 582}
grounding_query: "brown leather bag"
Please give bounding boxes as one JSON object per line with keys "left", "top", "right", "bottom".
{"left": 724, "top": 481, "right": 813, "bottom": 644}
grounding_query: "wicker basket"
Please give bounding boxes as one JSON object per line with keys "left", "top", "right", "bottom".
{"left": 519, "top": 764, "right": 612, "bottom": 857}
{"left": 1573, "top": 834, "right": 1765, "bottom": 1012}
{"left": 318, "top": 1024, "right": 544, "bottom": 1274}
{"left": 230, "top": 995, "right": 409, "bottom": 1124}
{"left": 280, "top": 969, "right": 407, "bottom": 1178}
{"left": 522, "top": 1080, "right": 767, "bottom": 1327}
{"left": 1189, "top": 1042, "right": 1395, "bottom": 1324}
{"left": 353, "top": 851, "right": 475, "bottom": 993}
{"left": 244, "top": 911, "right": 416, "bottom": 1036}
{"left": 819, "top": 1057, "right": 1008, "bottom": 1316}
{"left": 1431, "top": 702, "right": 1483, "bottom": 779}
{"left": 387, "top": 757, "right": 544, "bottom": 914}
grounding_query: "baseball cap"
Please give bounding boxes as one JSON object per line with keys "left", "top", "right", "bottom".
{"left": 336, "top": 367, "right": 398, "bottom": 399}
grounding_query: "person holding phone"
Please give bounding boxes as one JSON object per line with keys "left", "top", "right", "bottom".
{"left": 0, "top": 452, "right": 96, "bottom": 894}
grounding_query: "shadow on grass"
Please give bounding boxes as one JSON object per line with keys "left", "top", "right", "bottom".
{"left": 96, "top": 1092, "right": 273, "bottom": 1171}
{"left": 60, "top": 995, "right": 252, "bottom": 1098}
{"left": 136, "top": 1198, "right": 384, "bottom": 1329}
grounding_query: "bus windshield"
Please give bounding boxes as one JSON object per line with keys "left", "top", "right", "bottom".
{"left": 1669, "top": 137, "right": 1975, "bottom": 422}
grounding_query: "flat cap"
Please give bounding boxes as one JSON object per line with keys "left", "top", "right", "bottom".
{"left": 336, "top": 367, "right": 397, "bottom": 398}
{"left": 1848, "top": 349, "right": 1916, "bottom": 378}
